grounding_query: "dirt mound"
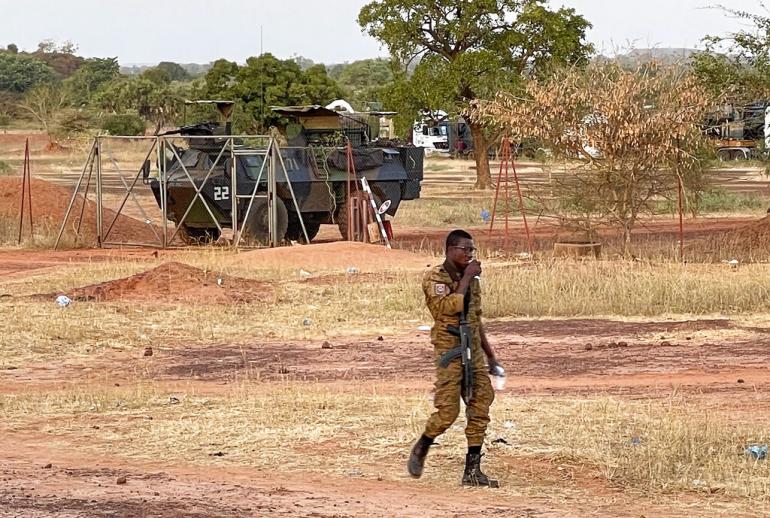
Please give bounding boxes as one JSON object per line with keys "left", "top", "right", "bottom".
{"left": 59, "top": 262, "right": 270, "bottom": 303}
{"left": 0, "top": 177, "right": 158, "bottom": 245}
{"left": 222, "top": 241, "right": 436, "bottom": 272}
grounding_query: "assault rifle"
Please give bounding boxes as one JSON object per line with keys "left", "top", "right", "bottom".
{"left": 439, "top": 311, "right": 473, "bottom": 404}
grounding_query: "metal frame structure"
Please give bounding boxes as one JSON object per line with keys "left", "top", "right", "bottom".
{"left": 488, "top": 137, "right": 533, "bottom": 256}
{"left": 55, "top": 135, "right": 306, "bottom": 249}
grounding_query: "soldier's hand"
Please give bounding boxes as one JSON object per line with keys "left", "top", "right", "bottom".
{"left": 488, "top": 359, "right": 505, "bottom": 377}
{"left": 464, "top": 260, "right": 482, "bottom": 278}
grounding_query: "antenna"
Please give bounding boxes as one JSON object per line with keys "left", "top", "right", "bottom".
{"left": 260, "top": 24, "right": 265, "bottom": 132}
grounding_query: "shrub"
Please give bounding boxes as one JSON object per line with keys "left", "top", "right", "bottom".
{"left": 101, "top": 112, "right": 146, "bottom": 136}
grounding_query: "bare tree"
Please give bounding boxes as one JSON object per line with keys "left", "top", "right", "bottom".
{"left": 473, "top": 62, "right": 714, "bottom": 256}
{"left": 20, "top": 84, "right": 68, "bottom": 144}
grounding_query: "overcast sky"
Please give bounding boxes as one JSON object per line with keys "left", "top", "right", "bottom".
{"left": 0, "top": 0, "right": 765, "bottom": 65}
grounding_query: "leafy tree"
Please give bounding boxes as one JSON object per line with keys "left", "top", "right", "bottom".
{"left": 141, "top": 67, "right": 171, "bottom": 85}
{"left": 691, "top": 6, "right": 770, "bottom": 102}
{"left": 198, "top": 59, "right": 238, "bottom": 97}
{"left": 291, "top": 55, "right": 316, "bottom": 71}
{"left": 126, "top": 76, "right": 184, "bottom": 135}
{"left": 0, "top": 91, "right": 20, "bottom": 116}
{"left": 157, "top": 61, "right": 190, "bottom": 82}
{"left": 32, "top": 40, "right": 83, "bottom": 78}
{"left": 474, "top": 63, "right": 714, "bottom": 255}
{"left": 195, "top": 54, "right": 343, "bottom": 132}
{"left": 101, "top": 112, "right": 146, "bottom": 136}
{"left": 91, "top": 77, "right": 132, "bottom": 113}
{"left": 334, "top": 58, "right": 393, "bottom": 110}
{"left": 359, "top": 0, "right": 593, "bottom": 188}
{"left": 90, "top": 73, "right": 185, "bottom": 134}
{"left": 6, "top": 44, "right": 17, "bottom": 54}
{"left": 52, "top": 108, "right": 94, "bottom": 141}
{"left": 0, "top": 52, "right": 55, "bottom": 93}
{"left": 65, "top": 57, "right": 120, "bottom": 105}
{"left": 36, "top": 39, "right": 77, "bottom": 54}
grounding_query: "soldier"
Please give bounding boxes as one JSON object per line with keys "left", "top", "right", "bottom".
{"left": 408, "top": 229, "right": 503, "bottom": 487}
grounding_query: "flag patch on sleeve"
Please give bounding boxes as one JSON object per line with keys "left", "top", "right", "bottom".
{"left": 434, "top": 283, "right": 447, "bottom": 295}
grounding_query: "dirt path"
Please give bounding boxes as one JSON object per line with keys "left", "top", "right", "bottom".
{"left": 2, "top": 314, "right": 766, "bottom": 516}
{"left": 4, "top": 318, "right": 768, "bottom": 398}
{"left": 0, "top": 431, "right": 577, "bottom": 518}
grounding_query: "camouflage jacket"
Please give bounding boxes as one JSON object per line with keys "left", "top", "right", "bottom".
{"left": 422, "top": 260, "right": 482, "bottom": 355}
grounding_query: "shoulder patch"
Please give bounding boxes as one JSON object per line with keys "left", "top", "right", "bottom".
{"left": 434, "top": 283, "right": 447, "bottom": 295}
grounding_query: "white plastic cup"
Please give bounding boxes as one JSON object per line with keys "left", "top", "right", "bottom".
{"left": 489, "top": 364, "right": 506, "bottom": 391}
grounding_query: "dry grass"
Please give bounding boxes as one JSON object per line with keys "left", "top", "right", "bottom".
{"left": 0, "top": 263, "right": 424, "bottom": 367}
{"left": 482, "top": 261, "right": 770, "bottom": 317}
{"left": 396, "top": 198, "right": 485, "bottom": 228}
{"left": 4, "top": 258, "right": 770, "bottom": 368}
{"left": 0, "top": 214, "right": 82, "bottom": 248}
{"left": 2, "top": 383, "right": 769, "bottom": 512}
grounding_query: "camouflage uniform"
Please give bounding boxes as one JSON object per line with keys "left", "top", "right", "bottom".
{"left": 421, "top": 260, "right": 495, "bottom": 447}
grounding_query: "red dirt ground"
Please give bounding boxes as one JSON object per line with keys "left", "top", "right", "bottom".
{"left": 1, "top": 316, "right": 765, "bottom": 517}
{"left": 1, "top": 235, "right": 769, "bottom": 516}
{"left": 53, "top": 262, "right": 271, "bottom": 304}
{"left": 390, "top": 216, "right": 758, "bottom": 258}
{"left": 223, "top": 241, "right": 436, "bottom": 272}
{"left": 1, "top": 177, "right": 159, "bottom": 245}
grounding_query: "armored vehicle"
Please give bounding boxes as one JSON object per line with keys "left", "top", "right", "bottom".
{"left": 148, "top": 103, "right": 423, "bottom": 244}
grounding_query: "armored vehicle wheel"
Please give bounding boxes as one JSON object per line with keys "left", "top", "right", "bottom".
{"left": 286, "top": 212, "right": 322, "bottom": 243}
{"left": 337, "top": 190, "right": 378, "bottom": 242}
{"left": 242, "top": 197, "right": 288, "bottom": 245}
{"left": 178, "top": 224, "right": 221, "bottom": 245}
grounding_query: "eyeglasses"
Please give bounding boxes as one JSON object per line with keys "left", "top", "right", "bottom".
{"left": 450, "top": 245, "right": 477, "bottom": 254}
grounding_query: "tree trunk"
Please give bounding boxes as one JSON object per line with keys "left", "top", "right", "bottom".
{"left": 468, "top": 121, "right": 492, "bottom": 189}
{"left": 622, "top": 224, "right": 632, "bottom": 258}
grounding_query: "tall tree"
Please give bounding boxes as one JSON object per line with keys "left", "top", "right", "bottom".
{"left": 195, "top": 54, "right": 343, "bottom": 132}
{"left": 474, "top": 63, "right": 713, "bottom": 255}
{"left": 359, "top": 0, "right": 593, "bottom": 188}
{"left": 691, "top": 6, "right": 770, "bottom": 102}
{"left": 32, "top": 40, "right": 83, "bottom": 78}
{"left": 65, "top": 57, "right": 120, "bottom": 105}
{"left": 0, "top": 52, "right": 55, "bottom": 93}
{"left": 157, "top": 61, "right": 190, "bottom": 82}
{"left": 334, "top": 58, "right": 393, "bottom": 110}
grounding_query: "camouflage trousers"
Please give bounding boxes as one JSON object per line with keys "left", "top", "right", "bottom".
{"left": 423, "top": 346, "right": 495, "bottom": 447}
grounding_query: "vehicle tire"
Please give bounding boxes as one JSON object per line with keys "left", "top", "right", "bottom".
{"left": 286, "top": 212, "right": 322, "bottom": 243}
{"left": 241, "top": 197, "right": 288, "bottom": 245}
{"left": 178, "top": 224, "right": 221, "bottom": 245}
{"left": 336, "top": 190, "right": 378, "bottom": 242}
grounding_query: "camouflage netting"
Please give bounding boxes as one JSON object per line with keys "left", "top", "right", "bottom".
{"left": 326, "top": 148, "right": 384, "bottom": 172}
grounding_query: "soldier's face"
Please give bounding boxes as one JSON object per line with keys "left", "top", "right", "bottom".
{"left": 447, "top": 237, "right": 476, "bottom": 270}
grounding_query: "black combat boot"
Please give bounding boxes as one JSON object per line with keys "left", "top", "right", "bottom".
{"left": 407, "top": 435, "right": 433, "bottom": 478}
{"left": 462, "top": 453, "right": 500, "bottom": 488}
